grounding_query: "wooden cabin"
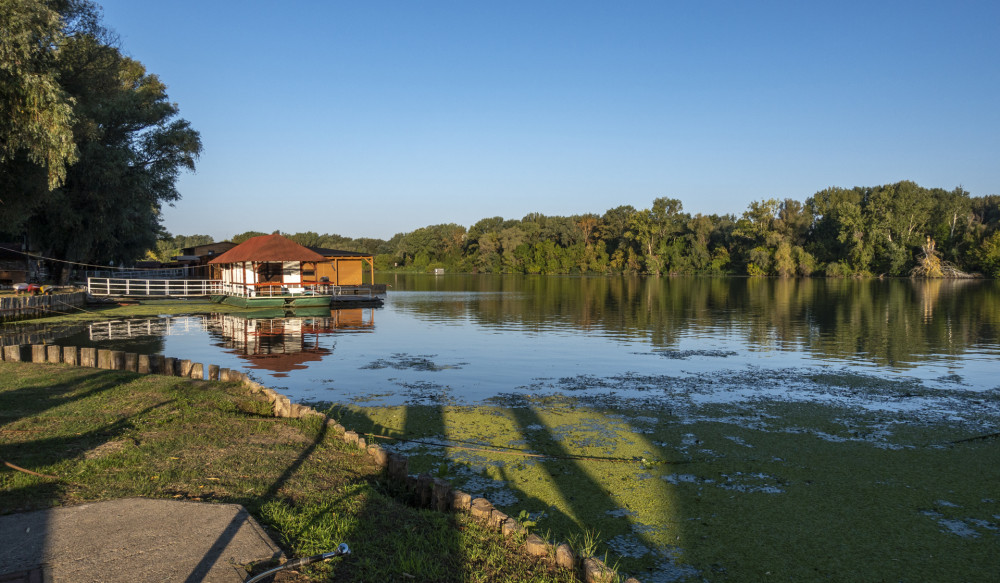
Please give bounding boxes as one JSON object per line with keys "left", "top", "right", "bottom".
{"left": 177, "top": 241, "right": 238, "bottom": 279}
{"left": 208, "top": 234, "right": 330, "bottom": 306}
{"left": 307, "top": 247, "right": 375, "bottom": 286}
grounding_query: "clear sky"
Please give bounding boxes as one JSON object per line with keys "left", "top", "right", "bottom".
{"left": 97, "top": 0, "right": 999, "bottom": 242}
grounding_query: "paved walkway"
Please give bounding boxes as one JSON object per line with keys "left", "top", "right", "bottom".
{"left": 0, "top": 498, "right": 283, "bottom": 582}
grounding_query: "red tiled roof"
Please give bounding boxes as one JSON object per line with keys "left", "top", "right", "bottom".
{"left": 208, "top": 234, "right": 327, "bottom": 264}
{"left": 241, "top": 348, "right": 331, "bottom": 373}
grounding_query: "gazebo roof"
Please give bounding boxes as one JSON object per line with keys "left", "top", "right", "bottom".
{"left": 208, "top": 234, "right": 327, "bottom": 264}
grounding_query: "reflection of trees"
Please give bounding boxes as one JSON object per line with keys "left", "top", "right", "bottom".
{"left": 390, "top": 275, "right": 1000, "bottom": 368}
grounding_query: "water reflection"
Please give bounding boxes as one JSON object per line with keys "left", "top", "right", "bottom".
{"left": 385, "top": 275, "right": 1000, "bottom": 370}
{"left": 208, "top": 311, "right": 374, "bottom": 376}
{"left": 89, "top": 316, "right": 207, "bottom": 341}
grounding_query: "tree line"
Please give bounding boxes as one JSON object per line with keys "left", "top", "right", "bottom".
{"left": 1, "top": 0, "right": 201, "bottom": 282}
{"left": 179, "top": 181, "right": 999, "bottom": 278}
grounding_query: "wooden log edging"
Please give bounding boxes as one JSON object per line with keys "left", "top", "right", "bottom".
{"left": 0, "top": 343, "right": 639, "bottom": 583}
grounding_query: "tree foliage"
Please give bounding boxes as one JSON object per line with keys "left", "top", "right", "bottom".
{"left": 262, "top": 182, "right": 997, "bottom": 278}
{"left": 0, "top": 0, "right": 78, "bottom": 189}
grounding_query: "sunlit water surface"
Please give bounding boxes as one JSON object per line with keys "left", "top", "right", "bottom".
{"left": 43, "top": 276, "right": 1000, "bottom": 411}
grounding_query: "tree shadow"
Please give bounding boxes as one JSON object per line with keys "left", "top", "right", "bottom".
{"left": 0, "top": 369, "right": 130, "bottom": 431}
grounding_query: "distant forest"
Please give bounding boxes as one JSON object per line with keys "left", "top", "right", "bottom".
{"left": 159, "top": 181, "right": 1000, "bottom": 278}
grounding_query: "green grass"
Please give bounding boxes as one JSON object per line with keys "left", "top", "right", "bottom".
{"left": 0, "top": 362, "right": 576, "bottom": 582}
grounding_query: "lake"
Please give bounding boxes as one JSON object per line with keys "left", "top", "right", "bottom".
{"left": 39, "top": 275, "right": 1000, "bottom": 411}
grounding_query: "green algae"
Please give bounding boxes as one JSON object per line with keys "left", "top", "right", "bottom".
{"left": 321, "top": 393, "right": 1000, "bottom": 582}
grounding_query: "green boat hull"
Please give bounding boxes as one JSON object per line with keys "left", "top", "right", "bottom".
{"left": 210, "top": 294, "right": 332, "bottom": 309}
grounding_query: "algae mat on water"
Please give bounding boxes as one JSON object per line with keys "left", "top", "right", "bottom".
{"left": 328, "top": 393, "right": 1000, "bottom": 582}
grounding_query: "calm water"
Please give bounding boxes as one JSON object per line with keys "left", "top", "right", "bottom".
{"left": 37, "top": 275, "right": 1000, "bottom": 406}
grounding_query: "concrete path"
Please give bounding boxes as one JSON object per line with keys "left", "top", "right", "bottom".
{"left": 0, "top": 498, "right": 283, "bottom": 582}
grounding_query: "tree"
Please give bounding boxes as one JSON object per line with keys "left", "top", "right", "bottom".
{"left": 148, "top": 232, "right": 213, "bottom": 262}
{"left": 733, "top": 199, "right": 782, "bottom": 274}
{"left": 598, "top": 205, "right": 636, "bottom": 261}
{"left": 576, "top": 214, "right": 600, "bottom": 247}
{"left": 975, "top": 231, "right": 1000, "bottom": 278}
{"left": 0, "top": 0, "right": 78, "bottom": 190}
{"left": 626, "top": 197, "right": 685, "bottom": 275}
{"left": 231, "top": 231, "right": 267, "bottom": 244}
{"left": 773, "top": 242, "right": 793, "bottom": 277}
{"left": 775, "top": 199, "right": 812, "bottom": 246}
{"left": 23, "top": 31, "right": 201, "bottom": 281}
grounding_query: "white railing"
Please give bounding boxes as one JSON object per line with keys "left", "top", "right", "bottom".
{"left": 87, "top": 278, "right": 222, "bottom": 297}
{"left": 217, "top": 282, "right": 351, "bottom": 298}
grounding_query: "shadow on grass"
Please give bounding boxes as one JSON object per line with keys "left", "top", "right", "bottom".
{"left": 1, "top": 365, "right": 578, "bottom": 582}
{"left": 0, "top": 366, "right": 176, "bottom": 578}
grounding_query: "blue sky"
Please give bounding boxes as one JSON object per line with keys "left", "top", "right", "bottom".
{"left": 98, "top": 0, "right": 999, "bottom": 241}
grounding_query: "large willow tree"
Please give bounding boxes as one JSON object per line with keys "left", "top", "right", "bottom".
{"left": 0, "top": 0, "right": 201, "bottom": 281}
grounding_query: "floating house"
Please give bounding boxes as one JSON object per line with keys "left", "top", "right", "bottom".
{"left": 208, "top": 234, "right": 332, "bottom": 308}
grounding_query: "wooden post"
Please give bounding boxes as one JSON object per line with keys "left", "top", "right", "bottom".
{"left": 97, "top": 349, "right": 112, "bottom": 369}
{"left": 179, "top": 359, "right": 193, "bottom": 377}
{"left": 80, "top": 347, "right": 97, "bottom": 367}
{"left": 190, "top": 363, "right": 203, "bottom": 380}
{"left": 137, "top": 354, "right": 151, "bottom": 374}
{"left": 150, "top": 354, "right": 164, "bottom": 374}
{"left": 3, "top": 345, "right": 22, "bottom": 362}
{"left": 31, "top": 345, "right": 46, "bottom": 362}
{"left": 46, "top": 345, "right": 61, "bottom": 363}
{"left": 208, "top": 364, "right": 220, "bottom": 381}
{"left": 62, "top": 346, "right": 78, "bottom": 366}
{"left": 163, "top": 357, "right": 177, "bottom": 376}
{"left": 110, "top": 351, "right": 125, "bottom": 370}
{"left": 124, "top": 353, "right": 138, "bottom": 372}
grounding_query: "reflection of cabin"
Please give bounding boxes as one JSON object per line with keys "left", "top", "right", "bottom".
{"left": 210, "top": 310, "right": 374, "bottom": 375}
{"left": 215, "top": 314, "right": 330, "bottom": 375}
{"left": 307, "top": 247, "right": 375, "bottom": 286}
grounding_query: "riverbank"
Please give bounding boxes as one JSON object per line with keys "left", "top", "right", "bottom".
{"left": 0, "top": 363, "right": 578, "bottom": 582}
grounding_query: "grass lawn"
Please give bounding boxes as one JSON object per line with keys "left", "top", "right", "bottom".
{"left": 0, "top": 362, "right": 578, "bottom": 582}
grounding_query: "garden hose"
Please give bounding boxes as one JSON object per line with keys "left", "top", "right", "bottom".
{"left": 244, "top": 543, "right": 350, "bottom": 583}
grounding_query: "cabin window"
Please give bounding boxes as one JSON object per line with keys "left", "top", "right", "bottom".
{"left": 258, "top": 262, "right": 283, "bottom": 282}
